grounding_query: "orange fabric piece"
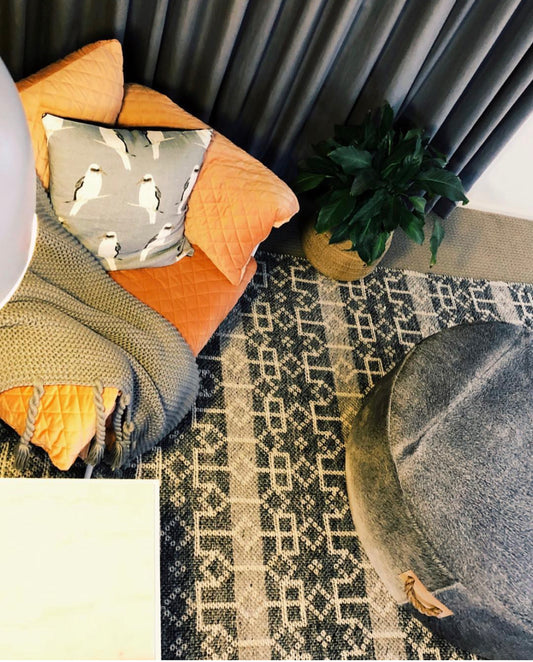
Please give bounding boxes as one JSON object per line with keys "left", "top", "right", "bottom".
{"left": 0, "top": 385, "right": 118, "bottom": 471}
{"left": 17, "top": 39, "right": 124, "bottom": 189}
{"left": 2, "top": 60, "right": 285, "bottom": 471}
{"left": 112, "top": 247, "right": 256, "bottom": 357}
{"left": 117, "top": 84, "right": 299, "bottom": 285}
{"left": 0, "top": 39, "right": 124, "bottom": 470}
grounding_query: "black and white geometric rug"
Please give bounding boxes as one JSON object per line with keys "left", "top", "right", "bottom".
{"left": 3, "top": 250, "right": 533, "bottom": 659}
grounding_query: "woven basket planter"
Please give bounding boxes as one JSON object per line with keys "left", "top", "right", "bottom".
{"left": 301, "top": 221, "right": 393, "bottom": 281}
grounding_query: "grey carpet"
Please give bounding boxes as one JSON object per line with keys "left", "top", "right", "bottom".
{"left": 3, "top": 251, "right": 533, "bottom": 658}
{"left": 262, "top": 207, "right": 533, "bottom": 285}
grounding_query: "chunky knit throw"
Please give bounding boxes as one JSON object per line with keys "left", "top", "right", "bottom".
{"left": 0, "top": 178, "right": 199, "bottom": 469}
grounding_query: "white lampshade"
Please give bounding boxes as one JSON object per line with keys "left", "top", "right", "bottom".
{"left": 0, "top": 58, "right": 37, "bottom": 309}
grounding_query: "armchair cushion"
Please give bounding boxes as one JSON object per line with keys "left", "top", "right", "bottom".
{"left": 112, "top": 246, "right": 256, "bottom": 357}
{"left": 0, "top": 385, "right": 118, "bottom": 471}
{"left": 117, "top": 84, "right": 299, "bottom": 285}
{"left": 1, "top": 48, "right": 286, "bottom": 471}
{"left": 17, "top": 39, "right": 124, "bottom": 189}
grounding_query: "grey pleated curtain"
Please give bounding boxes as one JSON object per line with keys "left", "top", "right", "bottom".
{"left": 1, "top": 0, "right": 532, "bottom": 211}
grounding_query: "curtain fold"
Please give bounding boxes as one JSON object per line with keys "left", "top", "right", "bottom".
{"left": 209, "top": 0, "right": 285, "bottom": 133}
{"left": 296, "top": 0, "right": 408, "bottom": 154}
{"left": 1, "top": 0, "right": 532, "bottom": 208}
{"left": 350, "top": 0, "right": 455, "bottom": 120}
{"left": 264, "top": 0, "right": 365, "bottom": 170}
{"left": 234, "top": 0, "right": 328, "bottom": 154}
{"left": 123, "top": 0, "right": 169, "bottom": 84}
{"left": 401, "top": 0, "right": 522, "bottom": 136}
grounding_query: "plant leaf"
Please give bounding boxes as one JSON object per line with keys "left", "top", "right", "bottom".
{"left": 299, "top": 155, "right": 338, "bottom": 176}
{"left": 428, "top": 143, "right": 448, "bottom": 163}
{"left": 334, "top": 124, "right": 361, "bottom": 145}
{"left": 350, "top": 168, "right": 377, "bottom": 196}
{"left": 293, "top": 172, "right": 325, "bottom": 193}
{"left": 380, "top": 103, "right": 394, "bottom": 134}
{"left": 409, "top": 195, "right": 426, "bottom": 214}
{"left": 350, "top": 189, "right": 387, "bottom": 226}
{"left": 351, "top": 223, "right": 376, "bottom": 264}
{"left": 381, "top": 133, "right": 422, "bottom": 180}
{"left": 398, "top": 205, "right": 425, "bottom": 244}
{"left": 391, "top": 154, "right": 423, "bottom": 187}
{"left": 354, "top": 221, "right": 386, "bottom": 265}
{"left": 355, "top": 241, "right": 373, "bottom": 265}
{"left": 430, "top": 217, "right": 445, "bottom": 266}
{"left": 416, "top": 167, "right": 469, "bottom": 203}
{"left": 423, "top": 154, "right": 447, "bottom": 169}
{"left": 312, "top": 138, "right": 339, "bottom": 157}
{"left": 370, "top": 231, "right": 391, "bottom": 264}
{"left": 328, "top": 146, "right": 372, "bottom": 174}
{"left": 361, "top": 111, "right": 378, "bottom": 150}
{"left": 382, "top": 195, "right": 397, "bottom": 232}
{"left": 404, "top": 128, "right": 423, "bottom": 141}
{"left": 329, "top": 223, "right": 351, "bottom": 244}
{"left": 315, "top": 190, "right": 357, "bottom": 233}
{"left": 350, "top": 210, "right": 384, "bottom": 263}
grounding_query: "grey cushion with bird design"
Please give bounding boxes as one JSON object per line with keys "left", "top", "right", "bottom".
{"left": 42, "top": 113, "right": 212, "bottom": 270}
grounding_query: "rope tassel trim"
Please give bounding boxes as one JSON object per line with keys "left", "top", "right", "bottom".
{"left": 399, "top": 570, "right": 453, "bottom": 619}
{"left": 15, "top": 382, "right": 45, "bottom": 471}
{"left": 86, "top": 381, "right": 107, "bottom": 467}
{"left": 16, "top": 383, "right": 136, "bottom": 472}
{"left": 110, "top": 392, "right": 133, "bottom": 471}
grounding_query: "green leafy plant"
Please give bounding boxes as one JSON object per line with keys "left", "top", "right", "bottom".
{"left": 294, "top": 102, "right": 468, "bottom": 266}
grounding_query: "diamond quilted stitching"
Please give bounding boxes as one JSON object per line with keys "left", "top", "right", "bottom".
{"left": 0, "top": 384, "right": 118, "bottom": 470}
{"left": 111, "top": 247, "right": 256, "bottom": 356}
{"left": 0, "top": 40, "right": 125, "bottom": 470}
{"left": 1, "top": 66, "right": 277, "bottom": 471}
{"left": 17, "top": 39, "right": 124, "bottom": 188}
{"left": 117, "top": 84, "right": 299, "bottom": 285}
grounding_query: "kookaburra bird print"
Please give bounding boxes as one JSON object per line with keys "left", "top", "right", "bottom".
{"left": 178, "top": 165, "right": 201, "bottom": 214}
{"left": 140, "top": 130, "right": 176, "bottom": 160}
{"left": 96, "top": 127, "right": 133, "bottom": 170}
{"left": 42, "top": 114, "right": 73, "bottom": 140}
{"left": 196, "top": 129, "right": 213, "bottom": 149}
{"left": 138, "top": 173, "right": 161, "bottom": 224}
{"left": 140, "top": 223, "right": 174, "bottom": 262}
{"left": 70, "top": 163, "right": 105, "bottom": 216}
{"left": 174, "top": 236, "right": 192, "bottom": 262}
{"left": 97, "top": 231, "right": 121, "bottom": 270}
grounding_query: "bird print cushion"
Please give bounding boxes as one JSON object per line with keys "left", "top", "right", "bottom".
{"left": 42, "top": 113, "right": 212, "bottom": 270}
{"left": 115, "top": 84, "right": 300, "bottom": 286}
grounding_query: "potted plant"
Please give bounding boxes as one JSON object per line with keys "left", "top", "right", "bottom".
{"left": 294, "top": 102, "right": 469, "bottom": 281}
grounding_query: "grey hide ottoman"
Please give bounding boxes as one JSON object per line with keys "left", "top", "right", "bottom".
{"left": 345, "top": 322, "right": 533, "bottom": 660}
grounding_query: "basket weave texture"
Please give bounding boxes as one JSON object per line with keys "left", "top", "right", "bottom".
{"left": 302, "top": 221, "right": 392, "bottom": 281}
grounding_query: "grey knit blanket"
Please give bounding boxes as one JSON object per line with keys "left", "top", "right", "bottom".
{"left": 0, "top": 178, "right": 199, "bottom": 469}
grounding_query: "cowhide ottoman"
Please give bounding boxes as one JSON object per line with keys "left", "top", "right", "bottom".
{"left": 346, "top": 322, "right": 533, "bottom": 659}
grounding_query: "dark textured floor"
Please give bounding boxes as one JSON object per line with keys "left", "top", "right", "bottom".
{"left": 260, "top": 207, "right": 533, "bottom": 284}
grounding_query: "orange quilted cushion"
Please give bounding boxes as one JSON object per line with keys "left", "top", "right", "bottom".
{"left": 112, "top": 246, "right": 256, "bottom": 357}
{"left": 0, "top": 40, "right": 124, "bottom": 470}
{"left": 117, "top": 84, "right": 299, "bottom": 285}
{"left": 0, "top": 385, "right": 118, "bottom": 471}
{"left": 17, "top": 39, "right": 124, "bottom": 189}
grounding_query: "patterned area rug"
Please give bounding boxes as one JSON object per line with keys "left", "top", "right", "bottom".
{"left": 2, "top": 250, "right": 532, "bottom": 659}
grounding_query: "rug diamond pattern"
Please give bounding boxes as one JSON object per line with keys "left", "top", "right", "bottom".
{"left": 2, "top": 252, "right": 526, "bottom": 659}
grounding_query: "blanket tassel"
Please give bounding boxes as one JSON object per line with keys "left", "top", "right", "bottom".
{"left": 110, "top": 393, "right": 132, "bottom": 471}
{"left": 15, "top": 383, "right": 45, "bottom": 471}
{"left": 87, "top": 381, "right": 106, "bottom": 467}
